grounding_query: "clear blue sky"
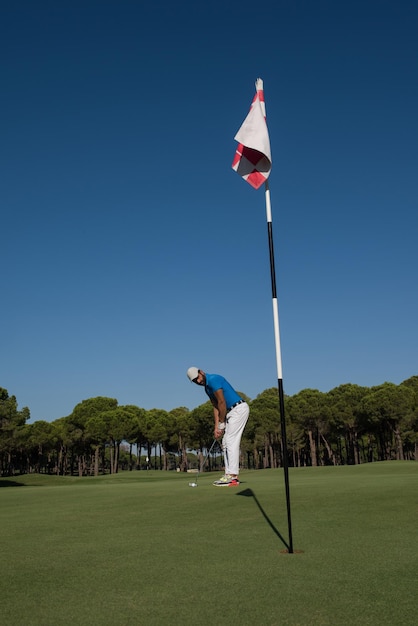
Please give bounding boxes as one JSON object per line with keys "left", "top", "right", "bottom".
{"left": 2, "top": 0, "right": 417, "bottom": 422}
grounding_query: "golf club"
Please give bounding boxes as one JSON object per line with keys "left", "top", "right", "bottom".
{"left": 188, "top": 438, "right": 221, "bottom": 487}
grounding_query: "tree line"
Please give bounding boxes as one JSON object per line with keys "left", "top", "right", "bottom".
{"left": 1, "top": 376, "right": 417, "bottom": 477}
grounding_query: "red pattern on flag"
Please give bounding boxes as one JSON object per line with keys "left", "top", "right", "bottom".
{"left": 232, "top": 78, "right": 272, "bottom": 190}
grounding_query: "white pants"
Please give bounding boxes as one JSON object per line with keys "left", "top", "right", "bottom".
{"left": 222, "top": 402, "right": 249, "bottom": 476}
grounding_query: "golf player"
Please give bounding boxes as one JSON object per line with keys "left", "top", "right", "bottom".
{"left": 187, "top": 367, "right": 249, "bottom": 486}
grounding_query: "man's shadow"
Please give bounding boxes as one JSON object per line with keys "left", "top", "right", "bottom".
{"left": 237, "top": 487, "right": 290, "bottom": 551}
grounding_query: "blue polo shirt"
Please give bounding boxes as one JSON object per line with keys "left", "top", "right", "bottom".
{"left": 204, "top": 373, "right": 242, "bottom": 410}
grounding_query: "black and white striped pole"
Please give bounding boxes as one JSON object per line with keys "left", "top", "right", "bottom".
{"left": 264, "top": 178, "right": 294, "bottom": 554}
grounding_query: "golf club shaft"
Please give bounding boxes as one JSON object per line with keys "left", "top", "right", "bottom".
{"left": 199, "top": 438, "right": 219, "bottom": 473}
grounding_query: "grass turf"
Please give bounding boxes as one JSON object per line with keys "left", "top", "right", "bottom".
{"left": 0, "top": 461, "right": 417, "bottom": 625}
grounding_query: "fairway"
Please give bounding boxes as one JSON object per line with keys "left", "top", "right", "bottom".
{"left": 1, "top": 462, "right": 417, "bottom": 626}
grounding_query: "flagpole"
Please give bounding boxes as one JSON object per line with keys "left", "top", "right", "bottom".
{"left": 264, "top": 178, "right": 294, "bottom": 554}
{"left": 231, "top": 77, "right": 294, "bottom": 553}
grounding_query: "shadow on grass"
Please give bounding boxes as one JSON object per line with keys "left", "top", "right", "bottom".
{"left": 237, "top": 487, "right": 290, "bottom": 551}
{"left": 0, "top": 480, "right": 26, "bottom": 487}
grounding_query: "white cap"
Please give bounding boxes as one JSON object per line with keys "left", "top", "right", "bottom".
{"left": 187, "top": 367, "right": 199, "bottom": 382}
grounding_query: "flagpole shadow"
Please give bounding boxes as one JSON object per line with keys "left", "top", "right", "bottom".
{"left": 237, "top": 487, "right": 290, "bottom": 551}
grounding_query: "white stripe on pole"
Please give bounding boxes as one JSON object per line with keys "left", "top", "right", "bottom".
{"left": 272, "top": 298, "right": 283, "bottom": 380}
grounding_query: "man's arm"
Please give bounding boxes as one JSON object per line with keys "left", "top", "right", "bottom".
{"left": 212, "top": 389, "right": 227, "bottom": 438}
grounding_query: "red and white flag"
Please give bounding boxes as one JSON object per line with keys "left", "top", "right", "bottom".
{"left": 232, "top": 78, "right": 272, "bottom": 190}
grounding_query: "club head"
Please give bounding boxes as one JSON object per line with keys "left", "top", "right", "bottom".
{"left": 188, "top": 482, "right": 198, "bottom": 487}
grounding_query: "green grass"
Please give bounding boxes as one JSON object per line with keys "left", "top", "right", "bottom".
{"left": 1, "top": 462, "right": 417, "bottom": 625}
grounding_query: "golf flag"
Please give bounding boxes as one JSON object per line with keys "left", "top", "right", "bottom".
{"left": 232, "top": 79, "right": 294, "bottom": 553}
{"left": 232, "top": 78, "right": 272, "bottom": 190}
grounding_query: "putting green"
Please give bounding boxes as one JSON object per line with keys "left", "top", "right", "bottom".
{"left": 0, "top": 461, "right": 416, "bottom": 625}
